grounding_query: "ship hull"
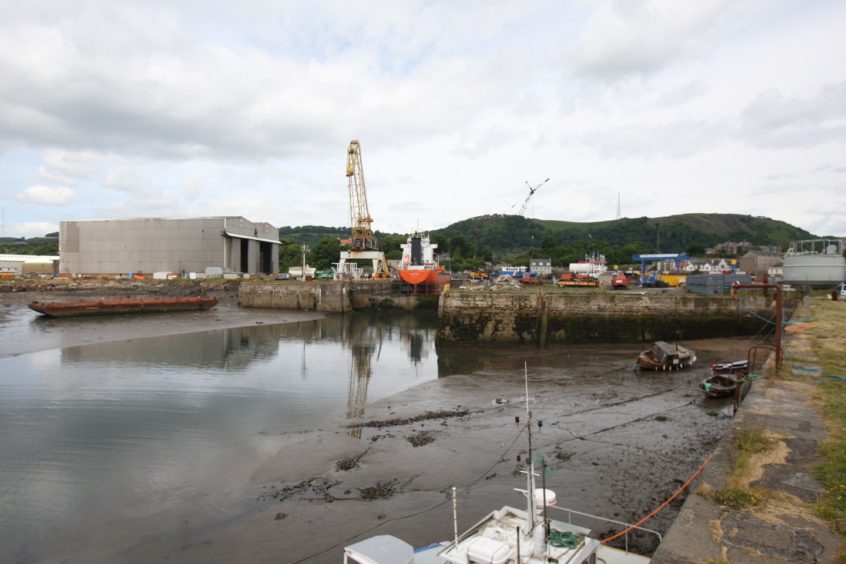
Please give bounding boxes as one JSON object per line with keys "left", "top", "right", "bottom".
{"left": 28, "top": 297, "right": 218, "bottom": 318}
{"left": 398, "top": 269, "right": 450, "bottom": 286}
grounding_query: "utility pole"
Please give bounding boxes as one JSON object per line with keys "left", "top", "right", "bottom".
{"left": 300, "top": 244, "right": 309, "bottom": 281}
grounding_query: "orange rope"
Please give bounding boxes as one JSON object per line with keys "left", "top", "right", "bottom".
{"left": 600, "top": 452, "right": 714, "bottom": 544}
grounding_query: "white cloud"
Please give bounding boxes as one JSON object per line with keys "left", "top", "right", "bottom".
{"left": 8, "top": 221, "right": 58, "bottom": 238}
{"left": 739, "top": 82, "right": 846, "bottom": 149}
{"left": 38, "top": 150, "right": 104, "bottom": 186}
{"left": 16, "top": 185, "right": 74, "bottom": 205}
{"left": 575, "top": 120, "right": 727, "bottom": 159}
{"left": 0, "top": 0, "right": 844, "bottom": 239}
{"left": 572, "top": 0, "right": 731, "bottom": 78}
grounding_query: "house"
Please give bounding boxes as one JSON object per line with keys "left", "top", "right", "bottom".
{"left": 530, "top": 258, "right": 552, "bottom": 276}
{"left": 739, "top": 250, "right": 782, "bottom": 277}
{"left": 685, "top": 258, "right": 734, "bottom": 273}
{"left": 706, "top": 241, "right": 752, "bottom": 256}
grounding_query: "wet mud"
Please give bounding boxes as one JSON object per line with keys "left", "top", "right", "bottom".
{"left": 0, "top": 292, "right": 758, "bottom": 563}
{"left": 125, "top": 337, "right": 751, "bottom": 564}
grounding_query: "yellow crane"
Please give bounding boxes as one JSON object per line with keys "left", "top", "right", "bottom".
{"left": 337, "top": 140, "right": 389, "bottom": 278}
{"left": 346, "top": 140, "right": 376, "bottom": 251}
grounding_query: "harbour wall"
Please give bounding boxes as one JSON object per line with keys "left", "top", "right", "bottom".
{"left": 438, "top": 289, "right": 780, "bottom": 344}
{"left": 238, "top": 280, "right": 353, "bottom": 312}
{"left": 238, "top": 280, "right": 438, "bottom": 312}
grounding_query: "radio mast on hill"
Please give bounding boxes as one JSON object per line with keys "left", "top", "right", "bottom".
{"left": 616, "top": 191, "right": 622, "bottom": 220}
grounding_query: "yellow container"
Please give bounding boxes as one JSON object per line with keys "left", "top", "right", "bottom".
{"left": 660, "top": 273, "right": 687, "bottom": 287}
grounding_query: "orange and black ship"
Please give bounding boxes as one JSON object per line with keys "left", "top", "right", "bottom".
{"left": 398, "top": 232, "right": 450, "bottom": 290}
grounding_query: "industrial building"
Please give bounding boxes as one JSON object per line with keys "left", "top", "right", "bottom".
{"left": 60, "top": 217, "right": 280, "bottom": 275}
{"left": 0, "top": 254, "right": 59, "bottom": 275}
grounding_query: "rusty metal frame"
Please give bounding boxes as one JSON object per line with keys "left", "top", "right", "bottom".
{"left": 731, "top": 282, "right": 784, "bottom": 370}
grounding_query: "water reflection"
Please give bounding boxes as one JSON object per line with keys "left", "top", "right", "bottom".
{"left": 55, "top": 311, "right": 438, "bottom": 373}
{"left": 0, "top": 312, "right": 438, "bottom": 563}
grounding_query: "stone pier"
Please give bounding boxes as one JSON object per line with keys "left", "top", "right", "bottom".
{"left": 438, "top": 289, "right": 788, "bottom": 343}
{"left": 238, "top": 280, "right": 436, "bottom": 312}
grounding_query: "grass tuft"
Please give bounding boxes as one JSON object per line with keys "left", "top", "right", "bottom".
{"left": 808, "top": 300, "right": 846, "bottom": 536}
{"left": 708, "top": 428, "right": 775, "bottom": 510}
{"left": 734, "top": 428, "right": 776, "bottom": 473}
{"left": 711, "top": 487, "right": 765, "bottom": 509}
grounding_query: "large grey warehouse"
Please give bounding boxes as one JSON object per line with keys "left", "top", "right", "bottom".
{"left": 60, "top": 217, "right": 280, "bottom": 275}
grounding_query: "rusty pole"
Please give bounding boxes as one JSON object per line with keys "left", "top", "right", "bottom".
{"left": 732, "top": 282, "right": 783, "bottom": 370}
{"left": 774, "top": 284, "right": 783, "bottom": 368}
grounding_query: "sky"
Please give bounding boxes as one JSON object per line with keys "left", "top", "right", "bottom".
{"left": 1, "top": 0, "right": 844, "bottom": 239}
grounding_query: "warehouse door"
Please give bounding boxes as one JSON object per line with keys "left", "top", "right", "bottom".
{"left": 259, "top": 242, "right": 272, "bottom": 274}
{"left": 240, "top": 239, "right": 249, "bottom": 273}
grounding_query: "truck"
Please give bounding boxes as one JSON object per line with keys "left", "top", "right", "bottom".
{"left": 556, "top": 273, "right": 599, "bottom": 288}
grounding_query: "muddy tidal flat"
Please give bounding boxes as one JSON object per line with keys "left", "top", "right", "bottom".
{"left": 0, "top": 292, "right": 750, "bottom": 563}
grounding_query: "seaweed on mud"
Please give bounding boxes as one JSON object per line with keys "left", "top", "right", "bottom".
{"left": 555, "top": 450, "right": 573, "bottom": 461}
{"left": 359, "top": 479, "right": 400, "bottom": 501}
{"left": 407, "top": 431, "right": 435, "bottom": 447}
{"left": 351, "top": 409, "right": 470, "bottom": 429}
{"left": 336, "top": 449, "right": 369, "bottom": 471}
{"left": 259, "top": 477, "right": 341, "bottom": 503}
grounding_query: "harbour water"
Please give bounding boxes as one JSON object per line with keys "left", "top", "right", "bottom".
{"left": 0, "top": 301, "right": 743, "bottom": 562}
{"left": 0, "top": 311, "right": 438, "bottom": 562}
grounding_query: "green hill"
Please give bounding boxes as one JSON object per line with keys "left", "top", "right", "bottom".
{"left": 534, "top": 213, "right": 815, "bottom": 251}
{"left": 0, "top": 236, "right": 59, "bottom": 255}
{"left": 434, "top": 213, "right": 815, "bottom": 253}
{"left": 277, "top": 225, "right": 350, "bottom": 247}
{"left": 430, "top": 213, "right": 818, "bottom": 269}
{"left": 275, "top": 213, "right": 820, "bottom": 271}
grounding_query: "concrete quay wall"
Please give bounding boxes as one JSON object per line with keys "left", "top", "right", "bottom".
{"left": 238, "top": 280, "right": 355, "bottom": 313}
{"left": 238, "top": 280, "right": 434, "bottom": 312}
{"left": 438, "top": 289, "right": 776, "bottom": 343}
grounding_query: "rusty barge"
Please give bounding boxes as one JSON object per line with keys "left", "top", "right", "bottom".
{"left": 28, "top": 297, "right": 218, "bottom": 318}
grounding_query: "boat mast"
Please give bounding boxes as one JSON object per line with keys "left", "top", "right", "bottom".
{"left": 524, "top": 363, "right": 537, "bottom": 533}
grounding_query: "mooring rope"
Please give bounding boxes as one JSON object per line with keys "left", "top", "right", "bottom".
{"left": 600, "top": 452, "right": 714, "bottom": 544}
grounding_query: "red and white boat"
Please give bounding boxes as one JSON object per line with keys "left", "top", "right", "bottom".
{"left": 398, "top": 232, "right": 450, "bottom": 287}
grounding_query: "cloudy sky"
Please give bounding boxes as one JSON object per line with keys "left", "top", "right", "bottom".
{"left": 1, "top": 0, "right": 844, "bottom": 239}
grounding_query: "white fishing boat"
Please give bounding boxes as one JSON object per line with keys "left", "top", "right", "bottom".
{"left": 344, "top": 368, "right": 654, "bottom": 564}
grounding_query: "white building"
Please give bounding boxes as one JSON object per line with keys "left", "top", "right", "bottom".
{"left": 0, "top": 254, "right": 59, "bottom": 274}
{"left": 530, "top": 258, "right": 552, "bottom": 275}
